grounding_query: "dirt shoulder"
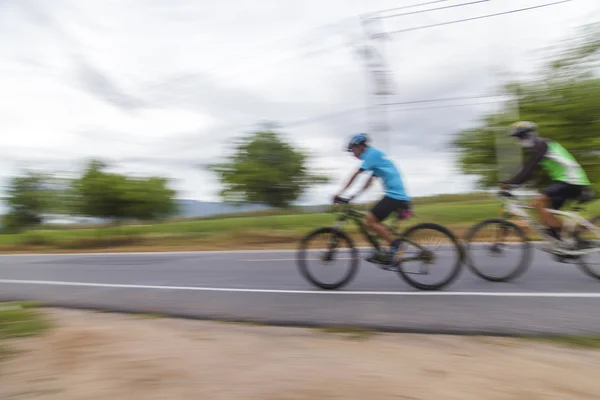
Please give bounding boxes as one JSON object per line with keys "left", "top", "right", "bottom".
{"left": 1, "top": 309, "right": 599, "bottom": 400}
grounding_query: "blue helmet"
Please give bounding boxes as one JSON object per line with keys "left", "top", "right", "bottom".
{"left": 347, "top": 133, "right": 369, "bottom": 151}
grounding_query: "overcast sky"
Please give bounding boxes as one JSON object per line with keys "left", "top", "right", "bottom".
{"left": 1, "top": 0, "right": 599, "bottom": 208}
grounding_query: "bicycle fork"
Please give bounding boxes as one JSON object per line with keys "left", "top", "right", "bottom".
{"left": 322, "top": 218, "right": 347, "bottom": 262}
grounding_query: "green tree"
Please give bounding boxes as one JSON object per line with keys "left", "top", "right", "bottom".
{"left": 42, "top": 175, "right": 79, "bottom": 216}
{"left": 73, "top": 159, "right": 177, "bottom": 222}
{"left": 208, "top": 126, "right": 329, "bottom": 208}
{"left": 2, "top": 171, "right": 50, "bottom": 231}
{"left": 122, "top": 177, "right": 178, "bottom": 220}
{"left": 72, "top": 160, "right": 128, "bottom": 221}
{"left": 451, "top": 22, "right": 600, "bottom": 190}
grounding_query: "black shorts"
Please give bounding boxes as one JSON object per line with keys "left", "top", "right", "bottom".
{"left": 371, "top": 196, "right": 411, "bottom": 222}
{"left": 543, "top": 181, "right": 585, "bottom": 209}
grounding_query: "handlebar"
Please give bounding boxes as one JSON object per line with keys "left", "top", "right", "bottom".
{"left": 333, "top": 196, "right": 351, "bottom": 205}
{"left": 497, "top": 190, "right": 515, "bottom": 198}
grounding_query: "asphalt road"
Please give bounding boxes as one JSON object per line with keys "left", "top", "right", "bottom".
{"left": 0, "top": 246, "right": 599, "bottom": 335}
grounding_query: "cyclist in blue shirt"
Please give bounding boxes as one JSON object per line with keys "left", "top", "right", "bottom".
{"left": 334, "top": 133, "right": 412, "bottom": 265}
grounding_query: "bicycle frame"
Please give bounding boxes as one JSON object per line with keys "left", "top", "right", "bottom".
{"left": 500, "top": 193, "right": 600, "bottom": 251}
{"left": 332, "top": 207, "right": 384, "bottom": 251}
{"left": 330, "top": 204, "right": 422, "bottom": 256}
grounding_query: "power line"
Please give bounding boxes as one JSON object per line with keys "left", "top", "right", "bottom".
{"left": 375, "top": 0, "right": 490, "bottom": 20}
{"left": 282, "top": 107, "right": 367, "bottom": 128}
{"left": 280, "top": 94, "right": 506, "bottom": 128}
{"left": 372, "top": 0, "right": 453, "bottom": 15}
{"left": 380, "top": 0, "right": 575, "bottom": 36}
{"left": 390, "top": 99, "right": 502, "bottom": 112}
{"left": 384, "top": 93, "right": 505, "bottom": 106}
{"left": 276, "top": 1, "right": 576, "bottom": 65}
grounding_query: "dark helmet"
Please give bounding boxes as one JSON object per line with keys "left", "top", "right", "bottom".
{"left": 508, "top": 121, "right": 538, "bottom": 139}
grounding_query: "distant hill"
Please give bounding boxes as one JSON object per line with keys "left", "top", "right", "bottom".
{"left": 175, "top": 200, "right": 272, "bottom": 218}
{"left": 33, "top": 201, "right": 272, "bottom": 226}
{"left": 174, "top": 200, "right": 331, "bottom": 219}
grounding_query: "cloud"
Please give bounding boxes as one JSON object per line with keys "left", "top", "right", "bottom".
{"left": 0, "top": 0, "right": 598, "bottom": 207}
{"left": 70, "top": 53, "right": 146, "bottom": 112}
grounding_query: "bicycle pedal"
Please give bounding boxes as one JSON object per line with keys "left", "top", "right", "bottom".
{"left": 378, "top": 264, "right": 399, "bottom": 272}
{"left": 365, "top": 257, "right": 395, "bottom": 268}
{"left": 553, "top": 254, "right": 579, "bottom": 263}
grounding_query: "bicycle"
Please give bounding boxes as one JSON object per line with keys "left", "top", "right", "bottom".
{"left": 296, "top": 197, "right": 464, "bottom": 291}
{"left": 463, "top": 187, "right": 600, "bottom": 282}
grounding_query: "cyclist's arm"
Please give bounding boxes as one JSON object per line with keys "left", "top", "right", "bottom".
{"left": 335, "top": 168, "right": 365, "bottom": 197}
{"left": 353, "top": 173, "right": 375, "bottom": 199}
{"left": 502, "top": 139, "right": 548, "bottom": 186}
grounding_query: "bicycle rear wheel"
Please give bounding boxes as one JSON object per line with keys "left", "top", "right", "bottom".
{"left": 395, "top": 223, "right": 463, "bottom": 290}
{"left": 574, "top": 215, "right": 600, "bottom": 280}
{"left": 464, "top": 218, "right": 532, "bottom": 282}
{"left": 297, "top": 227, "right": 359, "bottom": 290}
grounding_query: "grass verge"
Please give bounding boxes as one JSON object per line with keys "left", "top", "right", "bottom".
{"left": 525, "top": 335, "right": 600, "bottom": 349}
{"left": 0, "top": 196, "right": 598, "bottom": 253}
{"left": 0, "top": 302, "right": 50, "bottom": 362}
{"left": 0, "top": 302, "right": 50, "bottom": 361}
{"left": 0, "top": 302, "right": 49, "bottom": 339}
{"left": 318, "top": 326, "right": 378, "bottom": 340}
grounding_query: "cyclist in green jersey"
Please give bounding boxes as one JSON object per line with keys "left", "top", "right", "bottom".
{"left": 500, "top": 121, "right": 592, "bottom": 243}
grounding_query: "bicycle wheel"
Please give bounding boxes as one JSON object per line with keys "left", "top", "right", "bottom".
{"left": 395, "top": 223, "right": 463, "bottom": 290}
{"left": 296, "top": 227, "right": 359, "bottom": 290}
{"left": 574, "top": 215, "right": 600, "bottom": 280}
{"left": 464, "top": 218, "right": 533, "bottom": 282}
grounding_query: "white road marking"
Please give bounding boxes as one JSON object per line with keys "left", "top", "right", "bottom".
{"left": 0, "top": 249, "right": 303, "bottom": 257}
{"left": 0, "top": 279, "right": 599, "bottom": 298}
{"left": 241, "top": 258, "right": 355, "bottom": 262}
{"left": 0, "top": 242, "right": 547, "bottom": 258}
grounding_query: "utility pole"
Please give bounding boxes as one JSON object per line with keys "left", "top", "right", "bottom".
{"left": 356, "top": 15, "right": 396, "bottom": 150}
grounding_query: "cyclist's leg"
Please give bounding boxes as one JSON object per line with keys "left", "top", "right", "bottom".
{"left": 364, "top": 198, "right": 412, "bottom": 263}
{"left": 537, "top": 181, "right": 581, "bottom": 239}
{"left": 365, "top": 196, "right": 399, "bottom": 245}
{"left": 536, "top": 183, "right": 562, "bottom": 227}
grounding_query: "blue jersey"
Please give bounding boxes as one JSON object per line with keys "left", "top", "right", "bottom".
{"left": 359, "top": 147, "right": 409, "bottom": 201}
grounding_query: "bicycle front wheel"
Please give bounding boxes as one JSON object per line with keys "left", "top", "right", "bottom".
{"left": 395, "top": 223, "right": 463, "bottom": 290}
{"left": 464, "top": 218, "right": 533, "bottom": 282}
{"left": 296, "top": 227, "right": 359, "bottom": 290}
{"left": 574, "top": 215, "right": 600, "bottom": 280}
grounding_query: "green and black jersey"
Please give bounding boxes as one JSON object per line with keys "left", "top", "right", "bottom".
{"left": 504, "top": 137, "right": 590, "bottom": 186}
